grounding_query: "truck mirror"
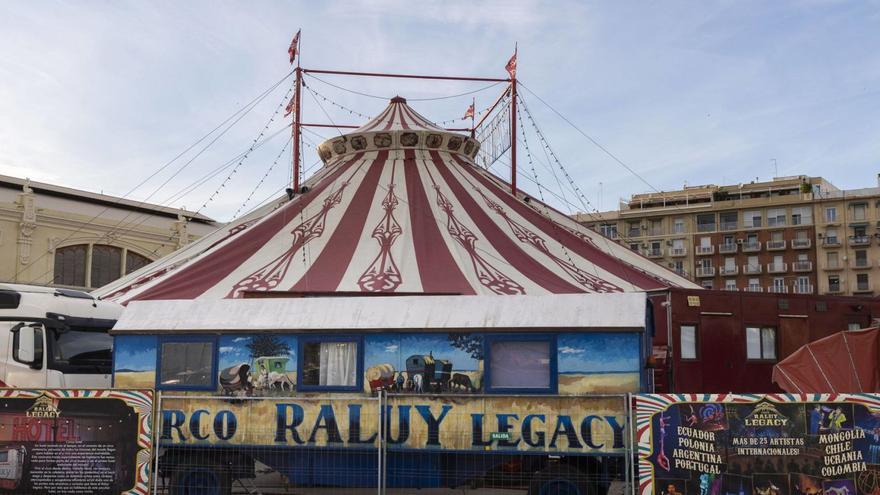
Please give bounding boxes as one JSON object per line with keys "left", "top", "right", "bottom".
{"left": 14, "top": 325, "right": 39, "bottom": 367}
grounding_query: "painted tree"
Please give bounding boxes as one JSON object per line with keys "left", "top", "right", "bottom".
{"left": 246, "top": 335, "right": 291, "bottom": 358}
{"left": 447, "top": 333, "right": 483, "bottom": 361}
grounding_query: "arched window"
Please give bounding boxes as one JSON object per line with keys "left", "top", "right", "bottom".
{"left": 52, "top": 244, "right": 153, "bottom": 289}
{"left": 53, "top": 245, "right": 87, "bottom": 287}
{"left": 125, "top": 251, "right": 151, "bottom": 275}
{"left": 90, "top": 245, "right": 123, "bottom": 288}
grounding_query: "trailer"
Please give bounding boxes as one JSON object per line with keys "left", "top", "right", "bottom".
{"left": 112, "top": 292, "right": 651, "bottom": 494}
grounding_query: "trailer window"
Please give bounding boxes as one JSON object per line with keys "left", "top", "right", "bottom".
{"left": 158, "top": 339, "right": 215, "bottom": 390}
{"left": 680, "top": 325, "right": 697, "bottom": 360}
{"left": 300, "top": 338, "right": 360, "bottom": 390}
{"left": 485, "top": 336, "right": 556, "bottom": 393}
{"left": 746, "top": 326, "right": 776, "bottom": 360}
{"left": 47, "top": 328, "right": 112, "bottom": 374}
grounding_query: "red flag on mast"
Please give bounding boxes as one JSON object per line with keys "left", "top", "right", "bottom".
{"left": 284, "top": 98, "right": 295, "bottom": 117}
{"left": 505, "top": 47, "right": 517, "bottom": 79}
{"left": 288, "top": 30, "right": 301, "bottom": 64}
{"left": 462, "top": 103, "right": 475, "bottom": 120}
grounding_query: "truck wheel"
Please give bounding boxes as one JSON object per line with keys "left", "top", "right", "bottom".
{"left": 528, "top": 464, "right": 594, "bottom": 495}
{"left": 169, "top": 466, "right": 231, "bottom": 495}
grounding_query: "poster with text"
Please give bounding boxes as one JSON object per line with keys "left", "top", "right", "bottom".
{"left": 635, "top": 394, "right": 880, "bottom": 495}
{"left": 0, "top": 389, "right": 152, "bottom": 494}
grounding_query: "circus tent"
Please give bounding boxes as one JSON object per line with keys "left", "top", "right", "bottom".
{"left": 94, "top": 97, "right": 696, "bottom": 304}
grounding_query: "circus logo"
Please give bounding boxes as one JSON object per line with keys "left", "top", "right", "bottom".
{"left": 25, "top": 395, "right": 60, "bottom": 419}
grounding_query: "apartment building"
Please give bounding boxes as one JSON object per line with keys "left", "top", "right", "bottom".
{"left": 575, "top": 175, "right": 855, "bottom": 295}
{"left": 814, "top": 186, "right": 880, "bottom": 296}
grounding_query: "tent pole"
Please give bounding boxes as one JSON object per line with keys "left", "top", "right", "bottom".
{"left": 510, "top": 79, "right": 517, "bottom": 196}
{"left": 292, "top": 64, "right": 303, "bottom": 191}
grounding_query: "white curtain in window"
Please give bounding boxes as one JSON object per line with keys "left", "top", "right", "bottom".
{"left": 319, "top": 342, "right": 357, "bottom": 386}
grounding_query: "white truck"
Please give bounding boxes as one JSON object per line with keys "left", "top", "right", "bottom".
{"left": 0, "top": 284, "right": 121, "bottom": 388}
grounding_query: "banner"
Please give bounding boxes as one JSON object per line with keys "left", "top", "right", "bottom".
{"left": 635, "top": 394, "right": 880, "bottom": 495}
{"left": 0, "top": 389, "right": 153, "bottom": 495}
{"left": 159, "top": 394, "right": 628, "bottom": 454}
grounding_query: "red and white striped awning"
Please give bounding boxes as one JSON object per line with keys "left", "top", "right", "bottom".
{"left": 95, "top": 98, "right": 695, "bottom": 303}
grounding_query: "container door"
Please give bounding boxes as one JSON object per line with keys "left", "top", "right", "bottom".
{"left": 779, "top": 318, "right": 809, "bottom": 360}
{"left": 698, "top": 315, "right": 741, "bottom": 392}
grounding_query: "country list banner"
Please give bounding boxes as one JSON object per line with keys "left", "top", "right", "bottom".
{"left": 635, "top": 394, "right": 880, "bottom": 495}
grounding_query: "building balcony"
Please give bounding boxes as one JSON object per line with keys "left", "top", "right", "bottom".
{"left": 718, "top": 243, "right": 738, "bottom": 254}
{"left": 744, "top": 285, "right": 763, "bottom": 293}
{"left": 719, "top": 266, "right": 739, "bottom": 276}
{"left": 720, "top": 222, "right": 738, "bottom": 231}
{"left": 792, "top": 261, "right": 813, "bottom": 272}
{"left": 695, "top": 266, "right": 716, "bottom": 277}
{"left": 792, "top": 284, "right": 814, "bottom": 294}
{"left": 669, "top": 247, "right": 687, "bottom": 257}
{"left": 742, "top": 241, "right": 762, "bottom": 252}
{"left": 723, "top": 286, "right": 739, "bottom": 291}
{"left": 824, "top": 262, "right": 844, "bottom": 271}
{"left": 766, "top": 240, "right": 787, "bottom": 251}
{"left": 849, "top": 235, "right": 871, "bottom": 246}
{"left": 646, "top": 249, "right": 664, "bottom": 258}
{"left": 791, "top": 238, "right": 812, "bottom": 249}
{"left": 695, "top": 246, "right": 715, "bottom": 256}
{"left": 822, "top": 238, "right": 841, "bottom": 247}
{"left": 768, "top": 285, "right": 789, "bottom": 294}
{"left": 674, "top": 269, "right": 689, "bottom": 278}
{"left": 743, "top": 264, "right": 762, "bottom": 275}
{"left": 627, "top": 229, "right": 641, "bottom": 238}
{"left": 767, "top": 263, "right": 788, "bottom": 274}
{"left": 852, "top": 259, "right": 872, "bottom": 270}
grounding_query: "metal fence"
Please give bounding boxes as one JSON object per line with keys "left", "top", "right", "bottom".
{"left": 152, "top": 392, "right": 634, "bottom": 495}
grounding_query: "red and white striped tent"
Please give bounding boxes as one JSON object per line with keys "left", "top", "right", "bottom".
{"left": 95, "top": 97, "right": 696, "bottom": 303}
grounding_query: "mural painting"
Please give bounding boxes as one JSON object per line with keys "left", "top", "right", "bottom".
{"left": 217, "top": 334, "right": 298, "bottom": 396}
{"left": 114, "top": 331, "right": 644, "bottom": 396}
{"left": 364, "top": 333, "right": 484, "bottom": 394}
{"left": 113, "top": 335, "right": 157, "bottom": 388}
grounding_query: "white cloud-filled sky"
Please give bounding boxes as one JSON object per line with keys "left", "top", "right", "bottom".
{"left": 1, "top": 1, "right": 878, "bottom": 221}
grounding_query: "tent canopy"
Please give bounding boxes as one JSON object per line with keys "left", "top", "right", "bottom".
{"left": 95, "top": 97, "right": 696, "bottom": 303}
{"left": 772, "top": 327, "right": 880, "bottom": 393}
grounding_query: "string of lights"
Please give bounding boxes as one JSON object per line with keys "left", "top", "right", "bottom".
{"left": 231, "top": 136, "right": 292, "bottom": 219}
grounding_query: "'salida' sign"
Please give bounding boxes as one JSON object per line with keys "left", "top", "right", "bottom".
{"left": 635, "top": 394, "right": 880, "bottom": 495}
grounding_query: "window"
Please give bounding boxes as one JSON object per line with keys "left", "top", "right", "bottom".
{"left": 724, "top": 279, "right": 737, "bottom": 291}
{"left": 629, "top": 243, "right": 639, "bottom": 252}
{"left": 700, "top": 237, "right": 711, "bottom": 248}
{"left": 825, "top": 228, "right": 838, "bottom": 244}
{"left": 746, "top": 326, "right": 776, "bottom": 360}
{"left": 52, "top": 244, "right": 153, "bottom": 289}
{"left": 855, "top": 250, "right": 868, "bottom": 268}
{"left": 825, "top": 207, "right": 837, "bottom": 222}
{"left": 772, "top": 277, "right": 785, "bottom": 291}
{"left": 771, "top": 231, "right": 783, "bottom": 241}
{"left": 126, "top": 251, "right": 151, "bottom": 274}
{"left": 724, "top": 257, "right": 736, "bottom": 270}
{"left": 649, "top": 241, "right": 661, "bottom": 256}
{"left": 857, "top": 273, "right": 870, "bottom": 291}
{"left": 680, "top": 325, "right": 697, "bottom": 360}
{"left": 628, "top": 222, "right": 641, "bottom": 238}
{"left": 744, "top": 210, "right": 762, "bottom": 228}
{"left": 696, "top": 213, "right": 716, "bottom": 232}
{"left": 767, "top": 208, "right": 786, "bottom": 227}
{"left": 748, "top": 278, "right": 760, "bottom": 291}
{"left": 720, "top": 212, "right": 738, "bottom": 231}
{"left": 158, "top": 338, "right": 216, "bottom": 390}
{"left": 672, "top": 260, "right": 685, "bottom": 275}
{"left": 791, "top": 207, "right": 812, "bottom": 225}
{"left": 828, "top": 275, "right": 841, "bottom": 292}
{"left": 649, "top": 219, "right": 663, "bottom": 236}
{"left": 90, "top": 245, "right": 122, "bottom": 288}
{"left": 796, "top": 230, "right": 808, "bottom": 241}
{"left": 795, "top": 276, "right": 810, "bottom": 290}
{"left": 299, "top": 337, "right": 362, "bottom": 391}
{"left": 853, "top": 204, "right": 867, "bottom": 221}
{"left": 700, "top": 280, "right": 714, "bottom": 289}
{"left": 599, "top": 223, "right": 618, "bottom": 239}
{"left": 53, "top": 245, "right": 87, "bottom": 287}
{"left": 848, "top": 323, "right": 863, "bottom": 330}
{"left": 827, "top": 251, "right": 839, "bottom": 268}
{"left": 485, "top": 335, "right": 556, "bottom": 393}
{"left": 673, "top": 218, "right": 685, "bottom": 234}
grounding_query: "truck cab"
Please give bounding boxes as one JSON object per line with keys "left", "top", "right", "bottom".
{"left": 0, "top": 284, "right": 121, "bottom": 388}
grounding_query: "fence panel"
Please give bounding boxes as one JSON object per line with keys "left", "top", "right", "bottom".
{"left": 153, "top": 392, "right": 633, "bottom": 494}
